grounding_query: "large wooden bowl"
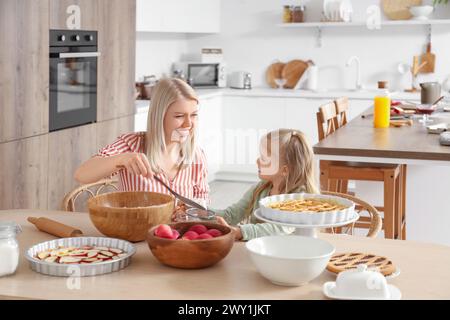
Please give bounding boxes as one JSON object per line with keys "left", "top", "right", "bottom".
{"left": 147, "top": 221, "right": 235, "bottom": 269}
{"left": 88, "top": 192, "right": 174, "bottom": 242}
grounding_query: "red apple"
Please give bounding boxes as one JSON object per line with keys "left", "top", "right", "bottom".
{"left": 155, "top": 224, "right": 174, "bottom": 239}
{"left": 197, "top": 233, "right": 213, "bottom": 240}
{"left": 205, "top": 229, "right": 223, "bottom": 238}
{"left": 188, "top": 224, "right": 208, "bottom": 235}
{"left": 182, "top": 231, "right": 199, "bottom": 240}
{"left": 171, "top": 230, "right": 180, "bottom": 240}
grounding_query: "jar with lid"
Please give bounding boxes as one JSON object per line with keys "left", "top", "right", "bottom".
{"left": 283, "top": 5, "right": 292, "bottom": 23}
{"left": 0, "top": 221, "right": 22, "bottom": 277}
{"left": 292, "top": 6, "right": 306, "bottom": 23}
{"left": 374, "top": 81, "right": 391, "bottom": 128}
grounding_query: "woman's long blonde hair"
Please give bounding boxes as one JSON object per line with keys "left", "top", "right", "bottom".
{"left": 245, "top": 129, "right": 319, "bottom": 218}
{"left": 145, "top": 78, "right": 199, "bottom": 173}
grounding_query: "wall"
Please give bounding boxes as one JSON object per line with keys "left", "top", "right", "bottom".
{"left": 183, "top": 0, "right": 450, "bottom": 92}
{"left": 135, "top": 32, "right": 188, "bottom": 80}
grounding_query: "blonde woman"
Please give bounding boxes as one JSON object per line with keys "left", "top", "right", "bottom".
{"left": 74, "top": 78, "right": 209, "bottom": 202}
{"left": 213, "top": 129, "right": 319, "bottom": 241}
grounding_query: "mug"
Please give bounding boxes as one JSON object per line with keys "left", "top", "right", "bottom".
{"left": 420, "top": 82, "right": 441, "bottom": 105}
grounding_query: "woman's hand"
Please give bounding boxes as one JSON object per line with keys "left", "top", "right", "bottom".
{"left": 118, "top": 152, "right": 153, "bottom": 177}
{"left": 215, "top": 216, "right": 243, "bottom": 241}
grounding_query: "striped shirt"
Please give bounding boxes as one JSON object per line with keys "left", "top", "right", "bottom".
{"left": 96, "top": 132, "right": 209, "bottom": 202}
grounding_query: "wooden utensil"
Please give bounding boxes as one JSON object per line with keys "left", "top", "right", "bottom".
{"left": 420, "top": 42, "right": 436, "bottom": 73}
{"left": 28, "top": 217, "right": 83, "bottom": 238}
{"left": 381, "top": 0, "right": 422, "bottom": 20}
{"left": 266, "top": 62, "right": 285, "bottom": 88}
{"left": 281, "top": 59, "right": 309, "bottom": 89}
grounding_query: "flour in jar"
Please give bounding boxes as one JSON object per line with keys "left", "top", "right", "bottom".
{"left": 0, "top": 221, "right": 21, "bottom": 277}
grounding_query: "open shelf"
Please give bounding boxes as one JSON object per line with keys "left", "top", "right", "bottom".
{"left": 278, "top": 19, "right": 450, "bottom": 28}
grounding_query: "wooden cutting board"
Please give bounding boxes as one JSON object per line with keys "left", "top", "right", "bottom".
{"left": 381, "top": 0, "right": 422, "bottom": 20}
{"left": 420, "top": 42, "right": 436, "bottom": 73}
{"left": 266, "top": 62, "right": 285, "bottom": 88}
{"left": 281, "top": 59, "right": 309, "bottom": 89}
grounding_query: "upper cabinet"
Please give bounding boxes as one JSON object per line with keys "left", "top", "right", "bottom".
{"left": 0, "top": 0, "right": 49, "bottom": 143}
{"left": 49, "top": 0, "right": 98, "bottom": 30}
{"left": 136, "top": 0, "right": 220, "bottom": 33}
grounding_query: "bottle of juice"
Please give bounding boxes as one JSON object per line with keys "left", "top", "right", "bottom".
{"left": 374, "top": 81, "right": 390, "bottom": 128}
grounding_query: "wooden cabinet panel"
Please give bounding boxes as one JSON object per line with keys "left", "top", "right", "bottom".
{"left": 47, "top": 124, "right": 97, "bottom": 210}
{"left": 97, "top": 0, "right": 136, "bottom": 122}
{"left": 0, "top": 0, "right": 49, "bottom": 143}
{"left": 96, "top": 115, "right": 135, "bottom": 151}
{"left": 0, "top": 135, "right": 49, "bottom": 210}
{"left": 49, "top": 0, "right": 98, "bottom": 30}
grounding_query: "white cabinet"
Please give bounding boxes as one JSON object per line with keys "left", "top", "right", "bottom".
{"left": 197, "top": 96, "right": 222, "bottom": 181}
{"left": 136, "top": 0, "right": 220, "bottom": 33}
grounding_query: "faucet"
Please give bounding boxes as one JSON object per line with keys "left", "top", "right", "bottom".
{"left": 346, "top": 56, "right": 363, "bottom": 91}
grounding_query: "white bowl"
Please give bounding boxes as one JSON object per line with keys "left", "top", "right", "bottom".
{"left": 409, "top": 5, "right": 434, "bottom": 20}
{"left": 259, "top": 193, "right": 355, "bottom": 225}
{"left": 246, "top": 235, "right": 335, "bottom": 286}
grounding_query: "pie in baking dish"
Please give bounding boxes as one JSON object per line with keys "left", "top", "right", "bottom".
{"left": 327, "top": 252, "right": 396, "bottom": 276}
{"left": 267, "top": 198, "right": 349, "bottom": 213}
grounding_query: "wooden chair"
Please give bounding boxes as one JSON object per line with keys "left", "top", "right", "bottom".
{"left": 317, "top": 98, "right": 407, "bottom": 240}
{"left": 62, "top": 178, "right": 118, "bottom": 212}
{"left": 321, "top": 191, "right": 382, "bottom": 238}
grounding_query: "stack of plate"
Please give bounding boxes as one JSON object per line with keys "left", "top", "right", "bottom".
{"left": 323, "top": 0, "right": 353, "bottom": 22}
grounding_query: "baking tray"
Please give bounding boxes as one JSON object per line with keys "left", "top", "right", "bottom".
{"left": 25, "top": 237, "right": 136, "bottom": 277}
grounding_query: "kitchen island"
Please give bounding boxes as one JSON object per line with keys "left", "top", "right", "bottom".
{"left": 1, "top": 209, "right": 450, "bottom": 300}
{"left": 314, "top": 110, "right": 450, "bottom": 245}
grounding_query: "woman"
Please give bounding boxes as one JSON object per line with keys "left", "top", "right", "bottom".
{"left": 74, "top": 78, "right": 209, "bottom": 202}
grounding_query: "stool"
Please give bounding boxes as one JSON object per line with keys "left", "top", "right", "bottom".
{"left": 317, "top": 98, "right": 407, "bottom": 239}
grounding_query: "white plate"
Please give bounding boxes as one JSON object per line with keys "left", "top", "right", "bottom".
{"left": 323, "top": 282, "right": 402, "bottom": 300}
{"left": 339, "top": 0, "right": 353, "bottom": 22}
{"left": 254, "top": 208, "right": 359, "bottom": 229}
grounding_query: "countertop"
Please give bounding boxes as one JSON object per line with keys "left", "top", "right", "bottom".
{"left": 2, "top": 209, "right": 450, "bottom": 300}
{"left": 135, "top": 87, "right": 426, "bottom": 114}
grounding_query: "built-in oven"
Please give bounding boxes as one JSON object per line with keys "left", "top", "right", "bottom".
{"left": 49, "top": 30, "right": 99, "bottom": 132}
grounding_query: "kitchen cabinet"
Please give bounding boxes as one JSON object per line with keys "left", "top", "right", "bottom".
{"left": 47, "top": 123, "right": 97, "bottom": 210}
{"left": 0, "top": 0, "right": 49, "bottom": 143}
{"left": 49, "top": 0, "right": 98, "bottom": 30}
{"left": 0, "top": 135, "right": 49, "bottom": 210}
{"left": 97, "top": 115, "right": 135, "bottom": 151}
{"left": 97, "top": 0, "right": 136, "bottom": 122}
{"left": 197, "top": 96, "right": 222, "bottom": 181}
{"left": 136, "top": 0, "right": 220, "bottom": 33}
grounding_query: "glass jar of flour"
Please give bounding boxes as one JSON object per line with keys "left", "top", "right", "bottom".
{"left": 0, "top": 221, "right": 22, "bottom": 277}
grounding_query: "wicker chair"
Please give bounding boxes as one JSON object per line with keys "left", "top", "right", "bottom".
{"left": 321, "top": 191, "right": 382, "bottom": 238}
{"left": 62, "top": 178, "right": 119, "bottom": 212}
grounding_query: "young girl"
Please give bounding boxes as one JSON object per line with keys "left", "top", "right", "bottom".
{"left": 74, "top": 78, "right": 209, "bottom": 202}
{"left": 213, "top": 129, "right": 319, "bottom": 241}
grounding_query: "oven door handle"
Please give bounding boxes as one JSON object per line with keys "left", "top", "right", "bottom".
{"left": 58, "top": 52, "right": 101, "bottom": 58}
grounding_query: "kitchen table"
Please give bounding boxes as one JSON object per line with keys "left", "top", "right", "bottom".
{"left": 313, "top": 109, "right": 450, "bottom": 246}
{"left": 1, "top": 209, "right": 450, "bottom": 300}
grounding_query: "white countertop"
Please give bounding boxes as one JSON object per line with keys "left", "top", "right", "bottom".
{"left": 135, "top": 87, "right": 424, "bottom": 114}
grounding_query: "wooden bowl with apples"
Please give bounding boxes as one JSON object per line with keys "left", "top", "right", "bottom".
{"left": 147, "top": 221, "right": 235, "bottom": 269}
{"left": 88, "top": 192, "right": 174, "bottom": 242}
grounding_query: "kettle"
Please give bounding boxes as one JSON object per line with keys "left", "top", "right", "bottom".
{"left": 420, "top": 82, "right": 441, "bottom": 105}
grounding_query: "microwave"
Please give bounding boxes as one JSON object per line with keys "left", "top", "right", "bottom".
{"left": 172, "top": 62, "right": 226, "bottom": 88}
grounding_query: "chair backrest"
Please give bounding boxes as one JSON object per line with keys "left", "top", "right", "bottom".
{"left": 316, "top": 101, "right": 338, "bottom": 141}
{"left": 334, "top": 96, "right": 349, "bottom": 127}
{"left": 62, "top": 178, "right": 118, "bottom": 212}
{"left": 321, "top": 190, "right": 382, "bottom": 238}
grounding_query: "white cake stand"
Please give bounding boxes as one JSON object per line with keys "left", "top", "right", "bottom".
{"left": 253, "top": 208, "right": 360, "bottom": 238}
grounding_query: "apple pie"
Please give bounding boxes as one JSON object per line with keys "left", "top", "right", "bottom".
{"left": 35, "top": 245, "right": 127, "bottom": 264}
{"left": 267, "top": 198, "right": 349, "bottom": 213}
{"left": 327, "top": 252, "right": 396, "bottom": 276}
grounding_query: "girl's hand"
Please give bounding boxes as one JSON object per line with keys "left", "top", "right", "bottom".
{"left": 118, "top": 152, "right": 153, "bottom": 177}
{"left": 215, "top": 216, "right": 243, "bottom": 241}
{"left": 171, "top": 203, "right": 187, "bottom": 222}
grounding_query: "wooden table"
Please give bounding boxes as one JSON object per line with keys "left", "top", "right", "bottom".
{"left": 313, "top": 110, "right": 450, "bottom": 246}
{"left": 1, "top": 209, "right": 450, "bottom": 300}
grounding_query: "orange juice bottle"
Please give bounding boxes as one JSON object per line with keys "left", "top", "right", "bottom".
{"left": 374, "top": 81, "right": 390, "bottom": 128}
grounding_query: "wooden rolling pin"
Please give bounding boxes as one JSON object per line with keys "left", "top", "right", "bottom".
{"left": 28, "top": 217, "right": 83, "bottom": 238}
